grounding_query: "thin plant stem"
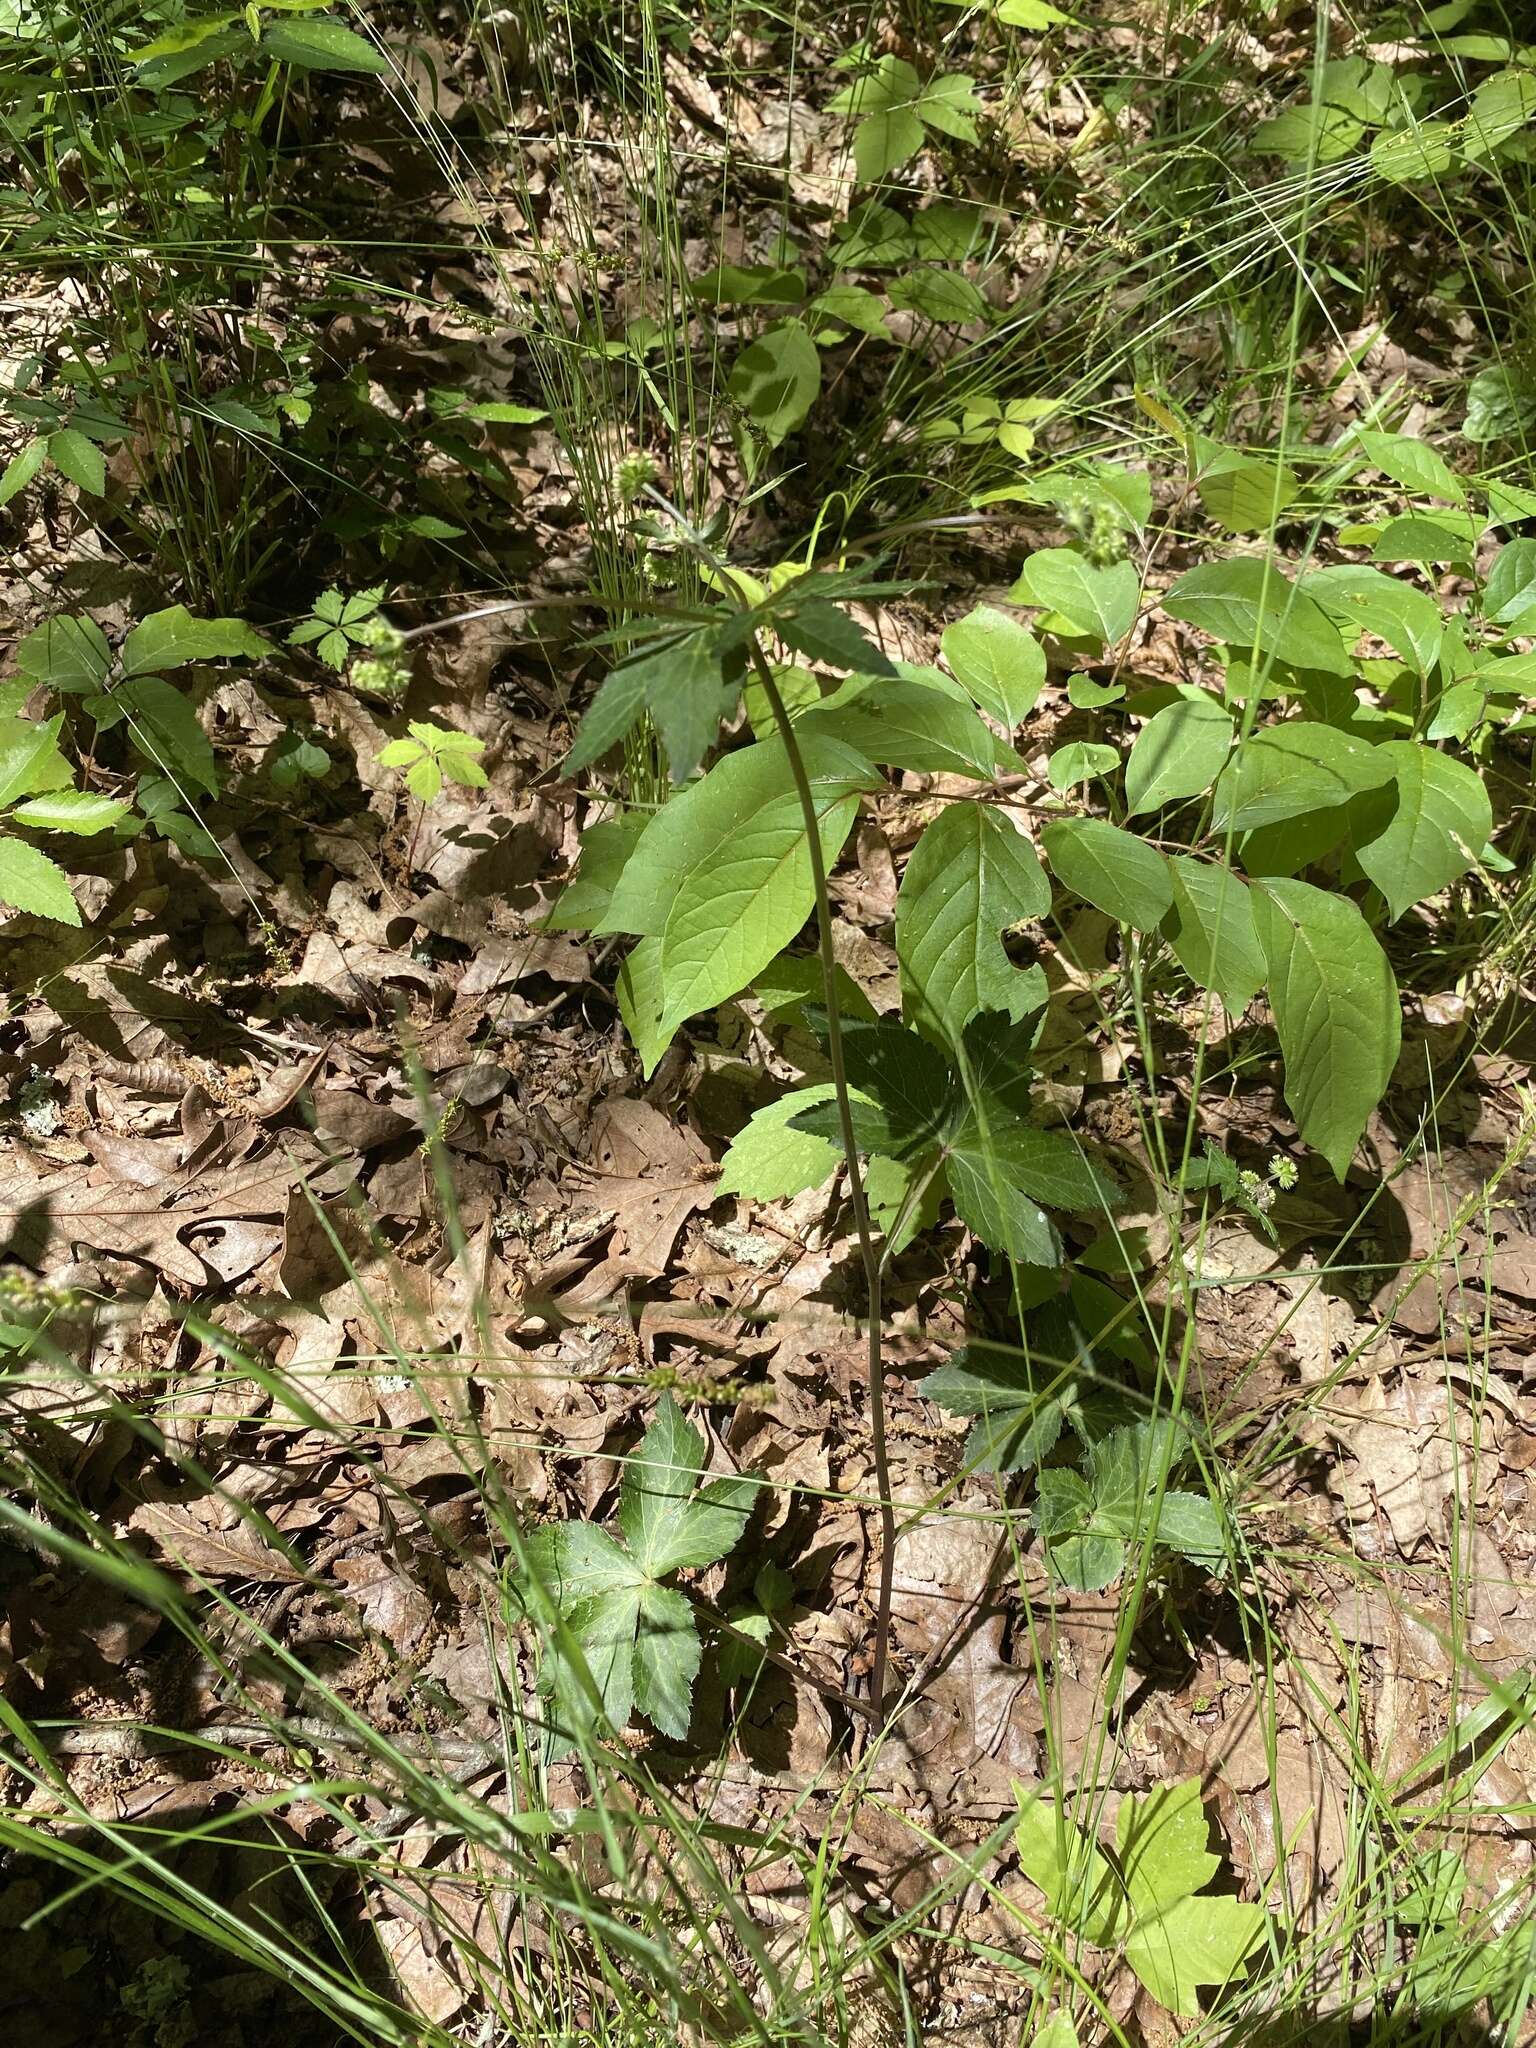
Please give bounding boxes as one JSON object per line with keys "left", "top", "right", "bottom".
{"left": 742, "top": 634, "right": 897, "bottom": 1713}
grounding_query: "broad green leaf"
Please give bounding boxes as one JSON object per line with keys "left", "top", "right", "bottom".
{"left": 0, "top": 436, "right": 46, "bottom": 507}
{"left": 632, "top": 1583, "right": 701, "bottom": 1740}
{"left": 1015, "top": 1789, "right": 1125, "bottom": 1945}
{"left": 1484, "top": 538, "right": 1536, "bottom": 627}
{"left": 799, "top": 672, "right": 1019, "bottom": 777}
{"left": 941, "top": 604, "right": 1047, "bottom": 726}
{"left": 1047, "top": 741, "right": 1120, "bottom": 790}
{"left": 526, "top": 1520, "right": 645, "bottom": 1602}
{"left": 1372, "top": 512, "right": 1480, "bottom": 565}
{"left": 1124, "top": 697, "right": 1232, "bottom": 814}
{"left": 1126, "top": 1895, "right": 1269, "bottom": 2018}
{"left": 0, "top": 839, "right": 79, "bottom": 923}
{"left": 807, "top": 285, "right": 892, "bottom": 339}
{"left": 919, "top": 1342, "right": 1070, "bottom": 1473}
{"left": 1164, "top": 558, "right": 1350, "bottom": 675}
{"left": 1354, "top": 741, "right": 1492, "bottom": 921}
{"left": 896, "top": 804, "right": 1050, "bottom": 1044}
{"left": 11, "top": 791, "right": 128, "bottom": 834}
{"left": 1162, "top": 857, "right": 1266, "bottom": 1013}
{"left": 1195, "top": 451, "right": 1298, "bottom": 534}
{"left": 262, "top": 16, "right": 389, "bottom": 69}
{"left": 616, "top": 937, "right": 668, "bottom": 1079}
{"left": 916, "top": 71, "right": 981, "bottom": 142}
{"left": 0, "top": 713, "right": 74, "bottom": 809}
{"left": 1154, "top": 1489, "right": 1229, "bottom": 1567}
{"left": 691, "top": 263, "right": 807, "bottom": 306}
{"left": 619, "top": 1395, "right": 756, "bottom": 1577}
{"left": 1117, "top": 1780, "right": 1266, "bottom": 2017}
{"left": 1010, "top": 549, "right": 1139, "bottom": 645}
{"left": 120, "top": 605, "right": 271, "bottom": 675}
{"left": 645, "top": 741, "right": 875, "bottom": 1053}
{"left": 1211, "top": 723, "right": 1393, "bottom": 831}
{"left": 48, "top": 427, "right": 105, "bottom": 495}
{"left": 1252, "top": 878, "right": 1401, "bottom": 1179}
{"left": 717, "top": 1085, "right": 845, "bottom": 1200}
{"left": 544, "top": 813, "right": 648, "bottom": 931}
{"left": 797, "top": 1017, "right": 955, "bottom": 1160}
{"left": 603, "top": 736, "right": 872, "bottom": 936}
{"left": 729, "top": 321, "right": 822, "bottom": 442}
{"left": 1299, "top": 563, "right": 1444, "bottom": 674}
{"left": 1462, "top": 66, "right": 1536, "bottom": 160}
{"left": 1371, "top": 119, "right": 1455, "bottom": 183}
{"left": 1042, "top": 817, "right": 1172, "bottom": 930}
{"left": 1355, "top": 428, "right": 1464, "bottom": 503}
{"left": 887, "top": 267, "right": 988, "bottom": 324}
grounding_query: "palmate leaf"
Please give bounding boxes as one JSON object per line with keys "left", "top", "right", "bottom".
{"left": 1033, "top": 1419, "right": 1227, "bottom": 1592}
{"left": 919, "top": 1341, "right": 1071, "bottom": 1474}
{"left": 523, "top": 1395, "right": 757, "bottom": 1754}
{"left": 566, "top": 628, "right": 737, "bottom": 783}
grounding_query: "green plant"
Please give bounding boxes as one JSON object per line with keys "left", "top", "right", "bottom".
{"left": 519, "top": 1393, "right": 757, "bottom": 1750}
{"left": 378, "top": 721, "right": 488, "bottom": 805}
{"left": 0, "top": 695, "right": 127, "bottom": 923}
{"left": 10, "top": 603, "right": 271, "bottom": 884}
{"left": 1015, "top": 1776, "right": 1269, "bottom": 2017}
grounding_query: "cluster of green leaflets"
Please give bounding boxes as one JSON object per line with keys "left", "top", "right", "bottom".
{"left": 519, "top": 1395, "right": 757, "bottom": 1751}
{"left": 3, "top": 605, "right": 272, "bottom": 916}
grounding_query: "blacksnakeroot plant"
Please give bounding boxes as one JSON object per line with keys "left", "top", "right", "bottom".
{"left": 539, "top": 450, "right": 1515, "bottom": 1712}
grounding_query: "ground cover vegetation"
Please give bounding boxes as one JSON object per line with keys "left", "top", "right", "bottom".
{"left": 1, "top": 0, "right": 1535, "bottom": 2042}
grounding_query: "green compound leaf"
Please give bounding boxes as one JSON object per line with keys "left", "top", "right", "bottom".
{"left": 1252, "top": 878, "right": 1401, "bottom": 1179}
{"left": 0, "top": 838, "right": 80, "bottom": 924}
{"left": 1042, "top": 816, "right": 1173, "bottom": 930}
{"left": 1009, "top": 548, "right": 1140, "bottom": 645}
{"left": 896, "top": 803, "right": 1050, "bottom": 1046}
{"left": 0, "top": 436, "right": 48, "bottom": 508}
{"left": 525, "top": 1394, "right": 755, "bottom": 1753}
{"left": 1124, "top": 696, "right": 1232, "bottom": 815}
{"left": 1354, "top": 741, "right": 1492, "bottom": 922}
{"left": 919, "top": 1341, "right": 1072, "bottom": 1475}
{"left": 776, "top": 599, "right": 897, "bottom": 676}
{"left": 1164, "top": 556, "right": 1351, "bottom": 675}
{"left": 941, "top": 604, "right": 1047, "bottom": 727}
{"left": 566, "top": 629, "right": 736, "bottom": 783}
{"left": 1161, "top": 856, "right": 1266, "bottom": 1014}
{"left": 1117, "top": 1779, "right": 1268, "bottom": 2016}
